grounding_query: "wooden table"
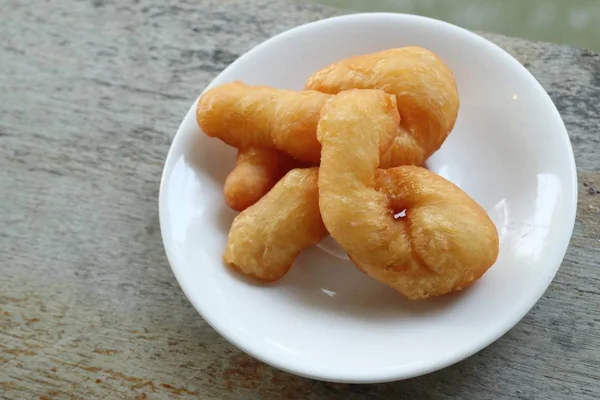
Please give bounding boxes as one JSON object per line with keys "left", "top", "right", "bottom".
{"left": 1, "top": 0, "right": 599, "bottom": 399}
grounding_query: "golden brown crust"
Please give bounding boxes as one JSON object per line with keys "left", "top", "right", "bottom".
{"left": 198, "top": 48, "right": 459, "bottom": 209}
{"left": 223, "top": 167, "right": 327, "bottom": 282}
{"left": 197, "top": 81, "right": 331, "bottom": 164}
{"left": 223, "top": 147, "right": 296, "bottom": 212}
{"left": 306, "top": 46, "right": 460, "bottom": 167}
{"left": 317, "top": 91, "right": 498, "bottom": 299}
{"left": 201, "top": 48, "right": 498, "bottom": 297}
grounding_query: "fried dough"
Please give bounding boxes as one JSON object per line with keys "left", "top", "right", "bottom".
{"left": 223, "top": 167, "right": 328, "bottom": 282}
{"left": 197, "top": 81, "right": 330, "bottom": 164}
{"left": 317, "top": 90, "right": 499, "bottom": 299}
{"left": 224, "top": 147, "right": 295, "bottom": 211}
{"left": 306, "top": 46, "right": 459, "bottom": 167}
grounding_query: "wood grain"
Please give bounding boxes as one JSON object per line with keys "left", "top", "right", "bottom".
{"left": 1, "top": 0, "right": 598, "bottom": 399}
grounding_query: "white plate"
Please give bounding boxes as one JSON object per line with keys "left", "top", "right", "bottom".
{"left": 159, "top": 13, "right": 577, "bottom": 383}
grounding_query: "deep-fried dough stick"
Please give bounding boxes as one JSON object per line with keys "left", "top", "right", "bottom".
{"left": 223, "top": 165, "right": 499, "bottom": 293}
{"left": 223, "top": 167, "right": 327, "bottom": 282}
{"left": 200, "top": 47, "right": 459, "bottom": 211}
{"left": 223, "top": 90, "right": 400, "bottom": 282}
{"left": 306, "top": 46, "right": 460, "bottom": 167}
{"left": 197, "top": 81, "right": 331, "bottom": 164}
{"left": 224, "top": 147, "right": 295, "bottom": 212}
{"left": 199, "top": 80, "right": 398, "bottom": 211}
{"left": 317, "top": 91, "right": 498, "bottom": 299}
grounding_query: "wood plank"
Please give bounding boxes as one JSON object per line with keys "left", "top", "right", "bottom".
{"left": 1, "top": 0, "right": 598, "bottom": 399}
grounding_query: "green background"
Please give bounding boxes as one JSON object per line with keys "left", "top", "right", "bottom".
{"left": 311, "top": 0, "right": 600, "bottom": 51}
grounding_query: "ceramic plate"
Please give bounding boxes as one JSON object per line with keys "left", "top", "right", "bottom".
{"left": 159, "top": 13, "right": 577, "bottom": 383}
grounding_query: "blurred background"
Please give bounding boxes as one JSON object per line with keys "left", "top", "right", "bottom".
{"left": 310, "top": 0, "right": 600, "bottom": 51}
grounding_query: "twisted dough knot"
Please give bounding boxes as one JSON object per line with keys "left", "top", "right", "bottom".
{"left": 221, "top": 90, "right": 498, "bottom": 298}
{"left": 317, "top": 90, "right": 498, "bottom": 299}
{"left": 196, "top": 46, "right": 499, "bottom": 299}
{"left": 197, "top": 47, "right": 460, "bottom": 211}
{"left": 307, "top": 46, "right": 460, "bottom": 167}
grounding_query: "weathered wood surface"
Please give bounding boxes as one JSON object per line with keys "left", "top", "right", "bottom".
{"left": 1, "top": 0, "right": 599, "bottom": 399}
